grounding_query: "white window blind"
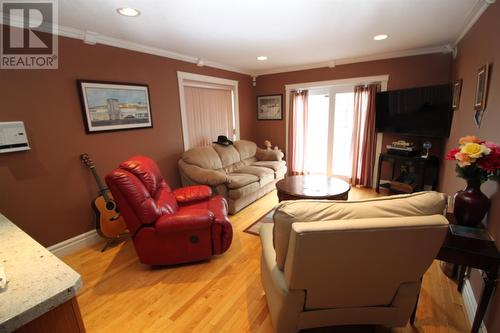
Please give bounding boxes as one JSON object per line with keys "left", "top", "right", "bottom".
{"left": 183, "top": 85, "right": 233, "bottom": 149}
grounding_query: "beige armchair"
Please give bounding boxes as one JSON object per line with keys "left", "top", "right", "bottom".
{"left": 260, "top": 191, "right": 449, "bottom": 333}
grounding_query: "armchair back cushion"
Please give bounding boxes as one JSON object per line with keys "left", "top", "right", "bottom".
{"left": 106, "top": 156, "right": 178, "bottom": 235}
{"left": 284, "top": 215, "right": 448, "bottom": 310}
{"left": 273, "top": 191, "right": 447, "bottom": 269}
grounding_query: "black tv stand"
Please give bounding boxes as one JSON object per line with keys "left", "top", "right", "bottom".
{"left": 375, "top": 153, "right": 440, "bottom": 193}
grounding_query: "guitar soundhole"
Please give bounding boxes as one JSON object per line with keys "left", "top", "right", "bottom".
{"left": 190, "top": 235, "right": 199, "bottom": 244}
{"left": 106, "top": 202, "right": 115, "bottom": 210}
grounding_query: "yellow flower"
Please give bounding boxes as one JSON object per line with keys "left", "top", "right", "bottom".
{"left": 460, "top": 142, "right": 491, "bottom": 159}
{"left": 459, "top": 136, "right": 482, "bottom": 145}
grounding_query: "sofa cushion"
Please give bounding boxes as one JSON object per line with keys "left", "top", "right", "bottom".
{"left": 181, "top": 146, "right": 222, "bottom": 170}
{"left": 234, "top": 165, "right": 274, "bottom": 178}
{"left": 252, "top": 160, "right": 287, "bottom": 172}
{"left": 275, "top": 167, "right": 287, "bottom": 179}
{"left": 273, "top": 191, "right": 448, "bottom": 270}
{"left": 234, "top": 140, "right": 257, "bottom": 161}
{"left": 228, "top": 182, "right": 260, "bottom": 200}
{"left": 234, "top": 166, "right": 275, "bottom": 187}
{"left": 213, "top": 144, "right": 241, "bottom": 168}
{"left": 260, "top": 173, "right": 275, "bottom": 187}
{"left": 226, "top": 173, "right": 259, "bottom": 189}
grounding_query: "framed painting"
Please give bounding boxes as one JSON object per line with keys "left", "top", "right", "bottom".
{"left": 77, "top": 80, "right": 153, "bottom": 133}
{"left": 473, "top": 65, "right": 490, "bottom": 111}
{"left": 452, "top": 79, "right": 462, "bottom": 110}
{"left": 257, "top": 94, "right": 283, "bottom": 120}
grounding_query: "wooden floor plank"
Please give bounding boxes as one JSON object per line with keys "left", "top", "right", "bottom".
{"left": 63, "top": 188, "right": 470, "bottom": 333}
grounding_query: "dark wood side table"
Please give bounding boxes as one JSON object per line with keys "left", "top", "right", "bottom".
{"left": 414, "top": 218, "right": 500, "bottom": 333}
{"left": 375, "top": 153, "right": 440, "bottom": 193}
{"left": 276, "top": 175, "right": 350, "bottom": 202}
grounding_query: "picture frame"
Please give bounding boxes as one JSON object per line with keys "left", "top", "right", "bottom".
{"left": 77, "top": 80, "right": 153, "bottom": 133}
{"left": 257, "top": 94, "right": 283, "bottom": 120}
{"left": 473, "top": 64, "right": 490, "bottom": 111}
{"left": 452, "top": 79, "right": 462, "bottom": 110}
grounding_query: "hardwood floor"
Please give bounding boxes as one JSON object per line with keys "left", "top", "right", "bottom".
{"left": 63, "top": 188, "right": 470, "bottom": 333}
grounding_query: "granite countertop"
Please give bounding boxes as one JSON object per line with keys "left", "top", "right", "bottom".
{"left": 0, "top": 214, "right": 82, "bottom": 333}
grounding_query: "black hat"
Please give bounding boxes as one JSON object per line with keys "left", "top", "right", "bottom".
{"left": 213, "top": 135, "right": 233, "bottom": 146}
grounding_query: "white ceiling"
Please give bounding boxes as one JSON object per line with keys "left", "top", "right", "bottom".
{"left": 54, "top": 0, "right": 487, "bottom": 75}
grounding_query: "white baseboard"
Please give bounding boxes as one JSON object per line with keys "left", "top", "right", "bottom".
{"left": 462, "top": 278, "right": 488, "bottom": 333}
{"left": 47, "top": 229, "right": 101, "bottom": 258}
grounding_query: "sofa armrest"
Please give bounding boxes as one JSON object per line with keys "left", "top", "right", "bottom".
{"left": 155, "top": 209, "right": 213, "bottom": 233}
{"left": 178, "top": 160, "right": 228, "bottom": 186}
{"left": 173, "top": 185, "right": 212, "bottom": 203}
{"left": 256, "top": 148, "right": 284, "bottom": 161}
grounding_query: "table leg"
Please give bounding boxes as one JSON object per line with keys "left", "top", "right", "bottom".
{"left": 470, "top": 270, "right": 498, "bottom": 333}
{"left": 376, "top": 155, "right": 383, "bottom": 193}
{"left": 410, "top": 277, "right": 423, "bottom": 325}
{"left": 410, "top": 294, "right": 419, "bottom": 325}
{"left": 457, "top": 265, "right": 466, "bottom": 293}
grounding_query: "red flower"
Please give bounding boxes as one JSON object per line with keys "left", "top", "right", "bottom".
{"left": 478, "top": 154, "right": 500, "bottom": 172}
{"left": 446, "top": 147, "right": 460, "bottom": 160}
{"left": 478, "top": 144, "right": 500, "bottom": 172}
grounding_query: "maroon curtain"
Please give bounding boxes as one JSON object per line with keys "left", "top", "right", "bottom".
{"left": 351, "top": 84, "right": 379, "bottom": 187}
{"left": 288, "top": 90, "right": 309, "bottom": 175}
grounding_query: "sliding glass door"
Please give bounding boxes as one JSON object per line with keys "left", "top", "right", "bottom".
{"left": 306, "top": 86, "right": 355, "bottom": 179}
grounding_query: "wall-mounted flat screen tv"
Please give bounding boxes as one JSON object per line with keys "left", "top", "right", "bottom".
{"left": 375, "top": 84, "right": 453, "bottom": 138}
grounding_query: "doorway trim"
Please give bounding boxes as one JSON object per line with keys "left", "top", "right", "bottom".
{"left": 177, "top": 71, "right": 240, "bottom": 151}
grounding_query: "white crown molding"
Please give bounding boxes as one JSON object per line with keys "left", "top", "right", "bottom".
{"left": 454, "top": 0, "right": 496, "bottom": 46}
{"left": 0, "top": 12, "right": 252, "bottom": 75}
{"left": 55, "top": 25, "right": 253, "bottom": 75}
{"left": 252, "top": 45, "right": 450, "bottom": 76}
{"left": 2, "top": 0, "right": 495, "bottom": 78}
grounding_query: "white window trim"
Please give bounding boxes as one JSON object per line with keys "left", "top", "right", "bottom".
{"left": 177, "top": 71, "right": 240, "bottom": 151}
{"left": 285, "top": 74, "right": 389, "bottom": 187}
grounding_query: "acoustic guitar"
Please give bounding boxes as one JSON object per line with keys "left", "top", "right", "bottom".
{"left": 80, "top": 153, "right": 128, "bottom": 240}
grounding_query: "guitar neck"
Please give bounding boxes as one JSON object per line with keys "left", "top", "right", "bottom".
{"left": 90, "top": 166, "right": 110, "bottom": 201}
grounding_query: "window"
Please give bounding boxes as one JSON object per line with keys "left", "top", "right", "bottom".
{"left": 286, "top": 75, "right": 388, "bottom": 183}
{"left": 177, "top": 72, "right": 239, "bottom": 150}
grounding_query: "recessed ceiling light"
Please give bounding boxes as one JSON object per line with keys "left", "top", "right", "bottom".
{"left": 373, "top": 34, "right": 388, "bottom": 41}
{"left": 257, "top": 56, "right": 268, "bottom": 61}
{"left": 117, "top": 7, "right": 140, "bottom": 17}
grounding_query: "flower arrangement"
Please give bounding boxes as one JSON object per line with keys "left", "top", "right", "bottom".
{"left": 446, "top": 136, "right": 500, "bottom": 182}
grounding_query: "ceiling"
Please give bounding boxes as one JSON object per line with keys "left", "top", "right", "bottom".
{"left": 53, "top": 0, "right": 487, "bottom": 75}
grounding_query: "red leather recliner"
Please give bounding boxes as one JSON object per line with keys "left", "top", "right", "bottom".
{"left": 105, "top": 155, "right": 233, "bottom": 265}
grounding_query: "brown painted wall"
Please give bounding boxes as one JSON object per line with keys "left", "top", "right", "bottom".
{"left": 440, "top": 4, "right": 500, "bottom": 331}
{"left": 253, "top": 53, "right": 452, "bottom": 151}
{"left": 0, "top": 33, "right": 254, "bottom": 246}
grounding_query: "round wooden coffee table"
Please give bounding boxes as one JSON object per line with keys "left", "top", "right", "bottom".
{"left": 276, "top": 175, "right": 351, "bottom": 202}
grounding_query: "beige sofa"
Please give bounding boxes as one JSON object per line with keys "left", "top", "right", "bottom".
{"left": 260, "top": 191, "right": 449, "bottom": 333}
{"left": 178, "top": 140, "right": 287, "bottom": 214}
